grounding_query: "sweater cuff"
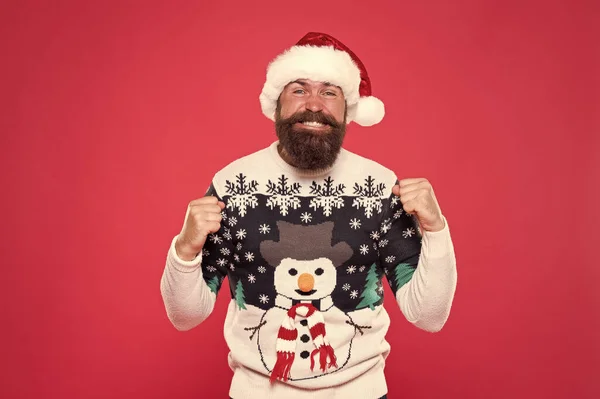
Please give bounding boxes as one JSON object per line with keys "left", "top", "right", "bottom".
{"left": 168, "top": 235, "right": 203, "bottom": 272}
{"left": 420, "top": 215, "right": 455, "bottom": 260}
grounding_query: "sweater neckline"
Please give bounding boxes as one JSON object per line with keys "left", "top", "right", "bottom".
{"left": 267, "top": 141, "right": 346, "bottom": 178}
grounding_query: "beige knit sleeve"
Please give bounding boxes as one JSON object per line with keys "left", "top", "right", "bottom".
{"left": 160, "top": 235, "right": 219, "bottom": 331}
{"left": 395, "top": 218, "right": 458, "bottom": 332}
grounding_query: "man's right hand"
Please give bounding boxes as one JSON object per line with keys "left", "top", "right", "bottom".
{"left": 175, "top": 197, "right": 225, "bottom": 261}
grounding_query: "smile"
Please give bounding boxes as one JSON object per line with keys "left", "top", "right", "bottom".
{"left": 295, "top": 121, "right": 330, "bottom": 131}
{"left": 295, "top": 289, "right": 317, "bottom": 296}
{"left": 302, "top": 121, "right": 326, "bottom": 127}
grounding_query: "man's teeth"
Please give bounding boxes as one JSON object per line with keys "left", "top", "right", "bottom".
{"left": 302, "top": 121, "right": 325, "bottom": 127}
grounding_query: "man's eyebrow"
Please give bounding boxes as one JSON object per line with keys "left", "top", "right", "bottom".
{"left": 290, "top": 80, "right": 340, "bottom": 89}
{"left": 290, "top": 80, "right": 308, "bottom": 86}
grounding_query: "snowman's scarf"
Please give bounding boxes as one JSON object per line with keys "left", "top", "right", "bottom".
{"left": 270, "top": 303, "right": 337, "bottom": 383}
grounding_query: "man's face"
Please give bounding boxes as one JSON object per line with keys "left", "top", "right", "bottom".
{"left": 275, "top": 79, "right": 347, "bottom": 170}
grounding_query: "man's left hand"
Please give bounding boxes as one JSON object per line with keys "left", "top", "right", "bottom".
{"left": 392, "top": 178, "right": 445, "bottom": 233}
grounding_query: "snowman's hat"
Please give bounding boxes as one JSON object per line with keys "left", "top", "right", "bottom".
{"left": 260, "top": 221, "right": 352, "bottom": 267}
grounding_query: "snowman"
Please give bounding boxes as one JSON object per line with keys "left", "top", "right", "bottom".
{"left": 245, "top": 221, "right": 372, "bottom": 383}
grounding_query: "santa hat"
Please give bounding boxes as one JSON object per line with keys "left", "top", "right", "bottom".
{"left": 259, "top": 32, "right": 385, "bottom": 127}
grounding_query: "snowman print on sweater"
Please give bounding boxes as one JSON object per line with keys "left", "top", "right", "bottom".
{"left": 244, "top": 221, "right": 373, "bottom": 383}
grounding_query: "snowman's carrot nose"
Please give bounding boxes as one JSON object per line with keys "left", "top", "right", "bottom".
{"left": 298, "top": 273, "right": 315, "bottom": 292}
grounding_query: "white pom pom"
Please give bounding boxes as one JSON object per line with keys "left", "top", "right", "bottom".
{"left": 353, "top": 96, "right": 385, "bottom": 126}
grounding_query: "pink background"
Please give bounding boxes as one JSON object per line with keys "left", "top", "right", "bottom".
{"left": 2, "top": 0, "right": 598, "bottom": 398}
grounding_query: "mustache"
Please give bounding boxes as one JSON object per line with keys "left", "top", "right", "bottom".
{"left": 280, "top": 110, "right": 342, "bottom": 128}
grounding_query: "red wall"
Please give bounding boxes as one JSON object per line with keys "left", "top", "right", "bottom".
{"left": 2, "top": 1, "right": 598, "bottom": 398}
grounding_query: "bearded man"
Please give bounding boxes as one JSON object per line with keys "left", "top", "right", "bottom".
{"left": 160, "top": 32, "right": 457, "bottom": 399}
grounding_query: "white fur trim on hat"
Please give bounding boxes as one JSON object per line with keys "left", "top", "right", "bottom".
{"left": 353, "top": 96, "right": 385, "bottom": 126}
{"left": 259, "top": 45, "right": 361, "bottom": 122}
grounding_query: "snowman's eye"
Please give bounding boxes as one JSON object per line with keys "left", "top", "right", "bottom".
{"left": 288, "top": 268, "right": 298, "bottom": 276}
{"left": 315, "top": 268, "right": 324, "bottom": 276}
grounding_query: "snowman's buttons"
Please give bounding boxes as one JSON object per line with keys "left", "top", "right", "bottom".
{"left": 300, "top": 334, "right": 310, "bottom": 343}
{"left": 300, "top": 319, "right": 308, "bottom": 326}
{"left": 300, "top": 351, "right": 310, "bottom": 359}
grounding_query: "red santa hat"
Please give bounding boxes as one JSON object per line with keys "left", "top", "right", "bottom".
{"left": 259, "top": 32, "right": 385, "bottom": 127}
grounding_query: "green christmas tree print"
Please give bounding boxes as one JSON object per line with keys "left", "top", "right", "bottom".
{"left": 207, "top": 276, "right": 220, "bottom": 295}
{"left": 394, "top": 263, "right": 415, "bottom": 290}
{"left": 357, "top": 263, "right": 381, "bottom": 310}
{"left": 235, "top": 280, "right": 247, "bottom": 310}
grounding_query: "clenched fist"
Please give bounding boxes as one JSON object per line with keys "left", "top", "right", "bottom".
{"left": 175, "top": 196, "right": 225, "bottom": 261}
{"left": 392, "top": 178, "right": 445, "bottom": 233}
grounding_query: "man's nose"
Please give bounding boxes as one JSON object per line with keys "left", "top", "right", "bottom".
{"left": 304, "top": 94, "right": 324, "bottom": 112}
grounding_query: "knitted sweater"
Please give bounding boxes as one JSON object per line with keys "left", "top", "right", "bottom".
{"left": 160, "top": 141, "right": 457, "bottom": 399}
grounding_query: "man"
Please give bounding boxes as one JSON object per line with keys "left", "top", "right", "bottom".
{"left": 161, "top": 32, "right": 457, "bottom": 399}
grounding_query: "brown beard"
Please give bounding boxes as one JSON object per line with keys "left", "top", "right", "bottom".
{"left": 275, "top": 106, "right": 347, "bottom": 171}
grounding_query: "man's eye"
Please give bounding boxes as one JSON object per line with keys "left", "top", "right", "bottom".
{"left": 293, "top": 89, "right": 305, "bottom": 94}
{"left": 324, "top": 91, "right": 337, "bottom": 96}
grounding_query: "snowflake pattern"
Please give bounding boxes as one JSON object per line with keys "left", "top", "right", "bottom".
{"left": 257, "top": 266, "right": 266, "bottom": 274}
{"left": 202, "top": 249, "right": 210, "bottom": 257}
{"left": 266, "top": 175, "right": 302, "bottom": 216}
{"left": 370, "top": 231, "right": 380, "bottom": 241}
{"left": 228, "top": 217, "right": 238, "bottom": 227}
{"left": 230, "top": 264, "right": 235, "bottom": 271}
{"left": 378, "top": 239, "right": 389, "bottom": 248}
{"left": 248, "top": 274, "right": 256, "bottom": 283}
{"left": 225, "top": 174, "right": 260, "bottom": 217}
{"left": 393, "top": 210, "right": 403, "bottom": 219}
{"left": 220, "top": 248, "right": 231, "bottom": 256}
{"left": 352, "top": 176, "right": 385, "bottom": 218}
{"left": 206, "top": 265, "right": 216, "bottom": 273}
{"left": 259, "top": 294, "right": 269, "bottom": 304}
{"left": 236, "top": 229, "right": 247, "bottom": 240}
{"left": 223, "top": 228, "right": 232, "bottom": 241}
{"left": 342, "top": 283, "right": 351, "bottom": 291}
{"left": 390, "top": 196, "right": 399, "bottom": 207}
{"left": 221, "top": 211, "right": 228, "bottom": 220}
{"left": 216, "top": 258, "right": 227, "bottom": 267}
{"left": 259, "top": 224, "right": 270, "bottom": 234}
{"left": 359, "top": 244, "right": 369, "bottom": 255}
{"left": 233, "top": 254, "right": 240, "bottom": 262}
{"left": 347, "top": 265, "right": 357, "bottom": 274}
{"left": 209, "top": 234, "right": 223, "bottom": 245}
{"left": 350, "top": 290, "right": 359, "bottom": 299}
{"left": 403, "top": 227, "right": 416, "bottom": 238}
{"left": 309, "top": 177, "right": 345, "bottom": 216}
{"left": 300, "top": 212, "right": 312, "bottom": 223}
{"left": 245, "top": 252, "right": 255, "bottom": 262}
{"left": 359, "top": 266, "right": 366, "bottom": 272}
{"left": 236, "top": 242, "right": 243, "bottom": 251}
{"left": 385, "top": 255, "right": 396, "bottom": 263}
{"left": 378, "top": 285, "right": 384, "bottom": 294}
{"left": 353, "top": 197, "right": 383, "bottom": 218}
{"left": 349, "top": 218, "right": 361, "bottom": 229}
{"left": 380, "top": 219, "right": 392, "bottom": 234}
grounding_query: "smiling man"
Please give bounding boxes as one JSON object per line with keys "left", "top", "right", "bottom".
{"left": 160, "top": 32, "right": 457, "bottom": 399}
